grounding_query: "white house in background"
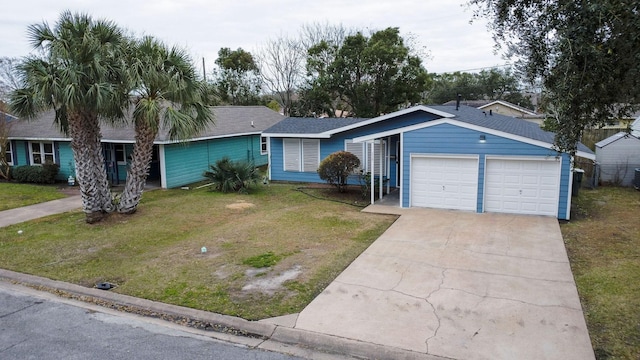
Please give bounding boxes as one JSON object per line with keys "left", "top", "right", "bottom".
{"left": 595, "top": 132, "right": 640, "bottom": 186}
{"left": 631, "top": 116, "right": 640, "bottom": 138}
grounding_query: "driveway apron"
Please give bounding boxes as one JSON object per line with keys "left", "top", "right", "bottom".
{"left": 293, "top": 209, "right": 595, "bottom": 360}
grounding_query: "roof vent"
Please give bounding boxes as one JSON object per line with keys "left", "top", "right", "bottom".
{"left": 489, "top": 109, "right": 493, "bottom": 116}
{"left": 456, "top": 94, "right": 461, "bottom": 111}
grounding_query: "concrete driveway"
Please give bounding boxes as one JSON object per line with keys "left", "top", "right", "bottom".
{"left": 293, "top": 208, "right": 595, "bottom": 360}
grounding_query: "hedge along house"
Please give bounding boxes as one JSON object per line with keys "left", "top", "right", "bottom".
{"left": 6, "top": 106, "right": 284, "bottom": 188}
{"left": 263, "top": 105, "right": 595, "bottom": 220}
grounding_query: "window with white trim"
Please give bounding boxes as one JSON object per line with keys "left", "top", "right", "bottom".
{"left": 283, "top": 138, "right": 319, "bottom": 172}
{"left": 114, "top": 144, "right": 127, "bottom": 165}
{"left": 260, "top": 137, "right": 268, "bottom": 155}
{"left": 29, "top": 141, "right": 55, "bottom": 165}
{"left": 2, "top": 141, "right": 12, "bottom": 165}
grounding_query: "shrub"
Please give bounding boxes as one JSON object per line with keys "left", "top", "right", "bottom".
{"left": 12, "top": 163, "right": 60, "bottom": 184}
{"left": 203, "top": 157, "right": 261, "bottom": 193}
{"left": 317, "top": 151, "right": 360, "bottom": 192}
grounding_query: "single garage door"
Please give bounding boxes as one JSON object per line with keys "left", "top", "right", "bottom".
{"left": 411, "top": 156, "right": 478, "bottom": 211}
{"left": 484, "top": 158, "right": 561, "bottom": 216}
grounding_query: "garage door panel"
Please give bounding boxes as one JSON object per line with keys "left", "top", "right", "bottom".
{"left": 485, "top": 158, "right": 560, "bottom": 216}
{"left": 411, "top": 156, "right": 478, "bottom": 211}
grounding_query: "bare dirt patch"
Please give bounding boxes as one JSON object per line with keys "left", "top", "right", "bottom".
{"left": 242, "top": 265, "right": 303, "bottom": 294}
{"left": 225, "top": 201, "right": 256, "bottom": 210}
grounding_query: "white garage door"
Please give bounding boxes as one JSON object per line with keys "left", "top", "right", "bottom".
{"left": 411, "top": 156, "right": 478, "bottom": 211}
{"left": 484, "top": 158, "right": 561, "bottom": 216}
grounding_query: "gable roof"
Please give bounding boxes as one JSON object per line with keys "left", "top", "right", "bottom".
{"left": 262, "top": 105, "right": 454, "bottom": 138}
{"left": 442, "top": 99, "right": 540, "bottom": 117}
{"left": 7, "top": 106, "right": 285, "bottom": 144}
{"left": 595, "top": 132, "right": 640, "bottom": 148}
{"left": 265, "top": 104, "right": 594, "bottom": 159}
{"left": 477, "top": 100, "right": 539, "bottom": 116}
{"left": 262, "top": 117, "right": 370, "bottom": 138}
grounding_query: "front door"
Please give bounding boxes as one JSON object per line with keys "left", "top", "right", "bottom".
{"left": 102, "top": 143, "right": 119, "bottom": 185}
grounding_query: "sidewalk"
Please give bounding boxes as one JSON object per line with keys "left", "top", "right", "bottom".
{"left": 0, "top": 195, "right": 82, "bottom": 228}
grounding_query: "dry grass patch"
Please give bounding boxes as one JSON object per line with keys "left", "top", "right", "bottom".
{"left": 0, "top": 183, "right": 396, "bottom": 320}
{"left": 562, "top": 187, "right": 640, "bottom": 359}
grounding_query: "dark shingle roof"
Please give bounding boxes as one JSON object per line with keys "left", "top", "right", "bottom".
{"left": 262, "top": 117, "right": 370, "bottom": 135}
{"left": 264, "top": 105, "right": 593, "bottom": 155}
{"left": 8, "top": 106, "right": 285, "bottom": 143}
{"left": 430, "top": 105, "right": 592, "bottom": 154}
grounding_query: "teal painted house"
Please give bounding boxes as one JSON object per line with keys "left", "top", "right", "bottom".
{"left": 6, "top": 106, "right": 284, "bottom": 189}
{"left": 263, "top": 105, "right": 595, "bottom": 220}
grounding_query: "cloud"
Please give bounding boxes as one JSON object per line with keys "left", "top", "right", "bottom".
{"left": 0, "top": 0, "right": 507, "bottom": 73}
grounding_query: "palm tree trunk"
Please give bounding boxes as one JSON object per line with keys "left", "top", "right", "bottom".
{"left": 117, "top": 120, "right": 157, "bottom": 214}
{"left": 69, "top": 111, "right": 113, "bottom": 223}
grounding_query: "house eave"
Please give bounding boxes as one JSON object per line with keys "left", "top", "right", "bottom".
{"left": 353, "top": 118, "right": 596, "bottom": 160}
{"left": 153, "top": 131, "right": 264, "bottom": 144}
{"left": 260, "top": 132, "right": 332, "bottom": 139}
{"left": 318, "top": 105, "right": 455, "bottom": 137}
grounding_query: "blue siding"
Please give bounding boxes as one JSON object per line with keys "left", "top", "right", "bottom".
{"left": 164, "top": 135, "right": 264, "bottom": 188}
{"left": 14, "top": 140, "right": 27, "bottom": 165}
{"left": 165, "top": 142, "right": 209, "bottom": 188}
{"left": 56, "top": 142, "right": 75, "bottom": 180}
{"left": 401, "top": 124, "right": 570, "bottom": 219}
{"left": 269, "top": 112, "right": 437, "bottom": 183}
{"left": 269, "top": 138, "right": 323, "bottom": 183}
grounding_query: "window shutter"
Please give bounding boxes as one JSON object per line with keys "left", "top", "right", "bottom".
{"left": 302, "top": 139, "right": 319, "bottom": 172}
{"left": 345, "top": 140, "right": 364, "bottom": 172}
{"left": 283, "top": 139, "right": 301, "bottom": 171}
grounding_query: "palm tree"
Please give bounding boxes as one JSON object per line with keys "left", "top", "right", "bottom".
{"left": 10, "top": 11, "right": 129, "bottom": 223}
{"left": 117, "top": 37, "right": 213, "bottom": 214}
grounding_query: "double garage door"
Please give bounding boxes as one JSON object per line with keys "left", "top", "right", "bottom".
{"left": 410, "top": 156, "right": 561, "bottom": 216}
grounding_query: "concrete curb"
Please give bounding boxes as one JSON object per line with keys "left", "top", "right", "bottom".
{"left": 0, "top": 268, "right": 446, "bottom": 360}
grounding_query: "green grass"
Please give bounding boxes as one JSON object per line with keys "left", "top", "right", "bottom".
{"left": 562, "top": 187, "right": 640, "bottom": 360}
{"left": 0, "top": 183, "right": 397, "bottom": 320}
{"left": 0, "top": 182, "right": 68, "bottom": 211}
{"left": 243, "top": 252, "right": 283, "bottom": 268}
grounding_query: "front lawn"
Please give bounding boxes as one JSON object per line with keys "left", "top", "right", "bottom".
{"left": 562, "top": 187, "right": 640, "bottom": 359}
{"left": 0, "top": 183, "right": 397, "bottom": 320}
{"left": 0, "top": 182, "right": 68, "bottom": 211}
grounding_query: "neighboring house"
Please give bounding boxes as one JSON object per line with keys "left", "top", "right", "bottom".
{"left": 263, "top": 105, "right": 595, "bottom": 220}
{"left": 443, "top": 99, "right": 544, "bottom": 125}
{"left": 595, "top": 132, "right": 640, "bottom": 186}
{"left": 7, "top": 106, "right": 284, "bottom": 188}
{"left": 632, "top": 116, "right": 640, "bottom": 138}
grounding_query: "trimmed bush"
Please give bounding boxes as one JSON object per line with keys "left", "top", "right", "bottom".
{"left": 203, "top": 157, "right": 261, "bottom": 194}
{"left": 317, "top": 151, "right": 360, "bottom": 192}
{"left": 11, "top": 163, "right": 60, "bottom": 184}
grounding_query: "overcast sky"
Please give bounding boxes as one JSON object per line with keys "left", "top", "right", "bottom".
{"left": 0, "top": 0, "right": 509, "bottom": 74}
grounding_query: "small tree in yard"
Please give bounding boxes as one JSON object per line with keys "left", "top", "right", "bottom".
{"left": 204, "top": 157, "right": 261, "bottom": 194}
{"left": 317, "top": 151, "right": 360, "bottom": 193}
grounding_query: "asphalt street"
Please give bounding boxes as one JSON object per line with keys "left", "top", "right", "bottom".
{"left": 0, "top": 284, "right": 302, "bottom": 360}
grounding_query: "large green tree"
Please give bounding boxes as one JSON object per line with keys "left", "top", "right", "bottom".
{"left": 118, "top": 36, "right": 213, "bottom": 214}
{"left": 304, "top": 27, "right": 429, "bottom": 118}
{"left": 426, "top": 68, "right": 534, "bottom": 109}
{"left": 10, "top": 11, "right": 129, "bottom": 223}
{"left": 212, "top": 47, "right": 262, "bottom": 105}
{"left": 470, "top": 0, "right": 640, "bottom": 154}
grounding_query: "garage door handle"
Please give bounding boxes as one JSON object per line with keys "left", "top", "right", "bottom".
{"left": 443, "top": 186, "right": 445, "bottom": 191}
{"left": 519, "top": 190, "right": 522, "bottom": 195}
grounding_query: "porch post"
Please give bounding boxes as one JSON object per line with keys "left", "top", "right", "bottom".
{"left": 378, "top": 140, "right": 383, "bottom": 200}
{"left": 386, "top": 137, "right": 391, "bottom": 194}
{"left": 370, "top": 141, "right": 374, "bottom": 205}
